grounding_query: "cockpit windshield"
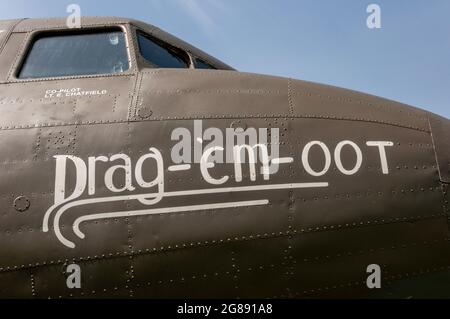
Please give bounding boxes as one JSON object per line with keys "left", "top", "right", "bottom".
{"left": 18, "top": 30, "right": 129, "bottom": 79}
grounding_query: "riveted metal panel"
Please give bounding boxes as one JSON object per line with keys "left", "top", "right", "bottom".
{"left": 429, "top": 114, "right": 450, "bottom": 183}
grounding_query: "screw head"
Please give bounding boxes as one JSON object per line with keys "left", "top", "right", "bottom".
{"left": 230, "top": 120, "right": 247, "bottom": 131}
{"left": 138, "top": 107, "right": 153, "bottom": 119}
{"left": 14, "top": 196, "right": 30, "bottom": 212}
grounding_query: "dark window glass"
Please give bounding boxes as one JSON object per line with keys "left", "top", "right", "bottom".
{"left": 19, "top": 30, "right": 129, "bottom": 79}
{"left": 195, "top": 58, "right": 217, "bottom": 70}
{"left": 137, "top": 32, "right": 188, "bottom": 69}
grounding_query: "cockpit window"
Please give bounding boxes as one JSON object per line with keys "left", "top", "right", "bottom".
{"left": 194, "top": 57, "right": 217, "bottom": 70}
{"left": 18, "top": 30, "right": 129, "bottom": 79}
{"left": 137, "top": 31, "right": 188, "bottom": 69}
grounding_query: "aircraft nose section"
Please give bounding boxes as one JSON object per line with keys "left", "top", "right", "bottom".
{"left": 428, "top": 114, "right": 450, "bottom": 184}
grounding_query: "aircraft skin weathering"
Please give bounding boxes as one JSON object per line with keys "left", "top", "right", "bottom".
{"left": 0, "top": 17, "right": 449, "bottom": 299}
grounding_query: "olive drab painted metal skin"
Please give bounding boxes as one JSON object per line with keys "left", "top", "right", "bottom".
{"left": 0, "top": 17, "right": 449, "bottom": 299}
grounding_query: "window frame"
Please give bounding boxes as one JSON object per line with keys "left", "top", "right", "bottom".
{"left": 135, "top": 29, "right": 193, "bottom": 70}
{"left": 194, "top": 57, "right": 218, "bottom": 70}
{"left": 11, "top": 24, "right": 136, "bottom": 82}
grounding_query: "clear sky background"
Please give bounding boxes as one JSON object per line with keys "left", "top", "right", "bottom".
{"left": 0, "top": 0, "right": 448, "bottom": 118}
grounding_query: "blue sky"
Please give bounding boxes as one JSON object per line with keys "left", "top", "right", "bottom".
{"left": 0, "top": 0, "right": 448, "bottom": 118}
